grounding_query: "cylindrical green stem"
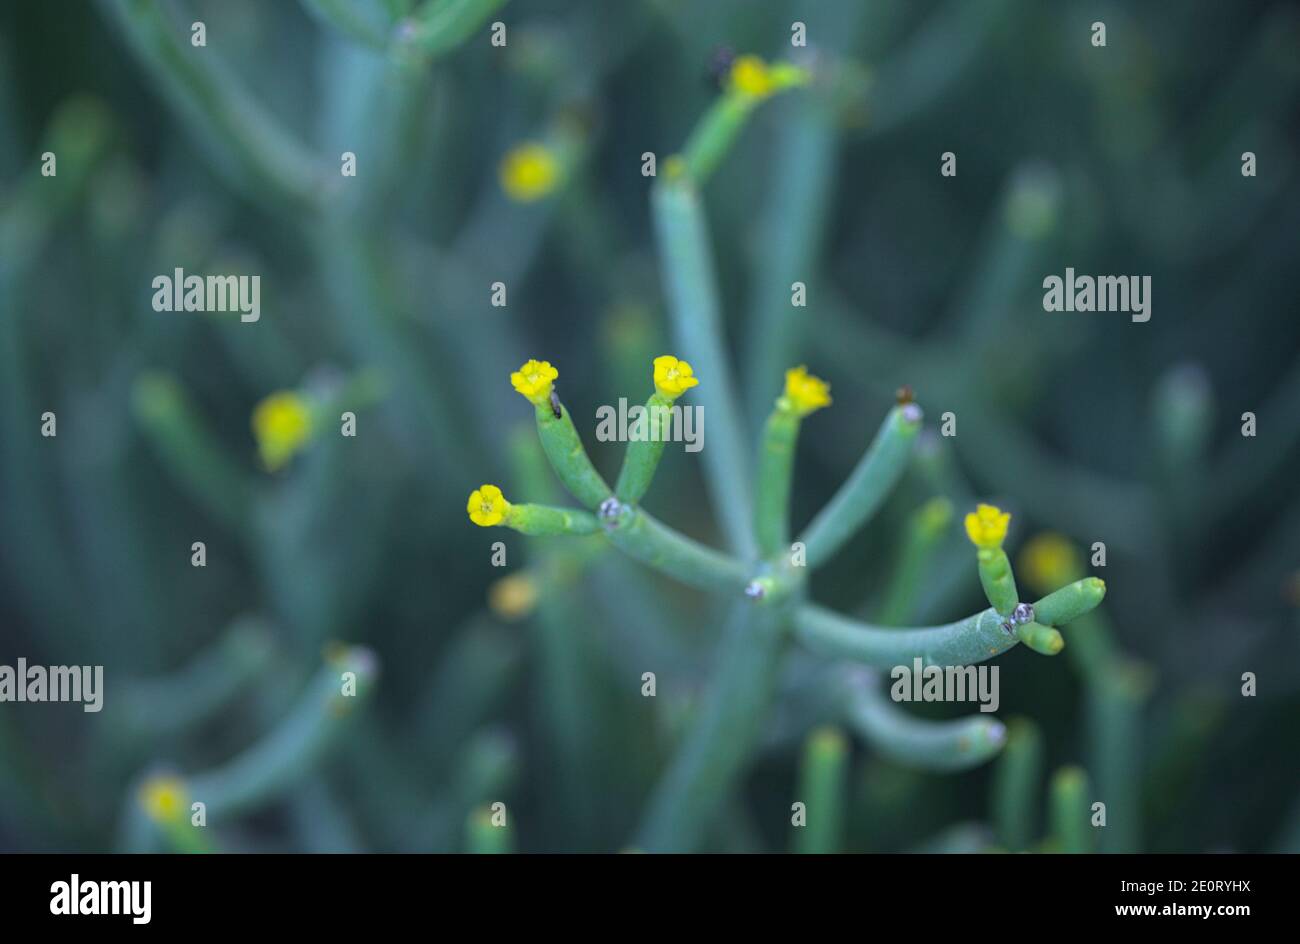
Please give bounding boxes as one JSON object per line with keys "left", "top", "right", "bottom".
{"left": 799, "top": 404, "right": 923, "bottom": 568}
{"left": 605, "top": 506, "right": 751, "bottom": 594}
{"left": 118, "top": 617, "right": 275, "bottom": 738}
{"left": 1090, "top": 661, "right": 1150, "bottom": 853}
{"left": 796, "top": 604, "right": 1016, "bottom": 668}
{"left": 615, "top": 391, "right": 675, "bottom": 504}
{"left": 792, "top": 727, "right": 848, "bottom": 854}
{"left": 992, "top": 717, "right": 1042, "bottom": 852}
{"left": 1034, "top": 577, "right": 1107, "bottom": 626}
{"left": 743, "top": 96, "right": 838, "bottom": 434}
{"left": 878, "top": 497, "right": 953, "bottom": 625}
{"left": 843, "top": 672, "right": 1006, "bottom": 772}
{"left": 797, "top": 578, "right": 1104, "bottom": 668}
{"left": 505, "top": 503, "right": 600, "bottom": 536}
{"left": 187, "top": 647, "right": 378, "bottom": 822}
{"left": 651, "top": 179, "right": 756, "bottom": 558}
{"left": 754, "top": 409, "right": 800, "bottom": 557}
{"left": 534, "top": 401, "right": 612, "bottom": 510}
{"left": 680, "top": 95, "right": 758, "bottom": 185}
{"left": 1015, "top": 621, "right": 1064, "bottom": 656}
{"left": 977, "top": 546, "right": 1019, "bottom": 616}
{"left": 1050, "top": 765, "right": 1093, "bottom": 853}
{"left": 677, "top": 66, "right": 807, "bottom": 186}
{"left": 635, "top": 604, "right": 786, "bottom": 851}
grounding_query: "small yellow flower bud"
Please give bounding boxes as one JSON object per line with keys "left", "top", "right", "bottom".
{"left": 252, "top": 391, "right": 313, "bottom": 472}
{"left": 139, "top": 774, "right": 188, "bottom": 824}
{"left": 467, "top": 484, "right": 511, "bottom": 527}
{"left": 499, "top": 143, "right": 559, "bottom": 202}
{"left": 729, "top": 55, "right": 775, "bottom": 97}
{"left": 780, "top": 365, "right": 831, "bottom": 416}
{"left": 488, "top": 572, "right": 539, "bottom": 620}
{"left": 727, "top": 55, "right": 809, "bottom": 100}
{"left": 510, "top": 358, "right": 558, "bottom": 407}
{"left": 652, "top": 354, "right": 699, "bottom": 399}
{"left": 916, "top": 496, "right": 953, "bottom": 537}
{"left": 964, "top": 503, "right": 1011, "bottom": 550}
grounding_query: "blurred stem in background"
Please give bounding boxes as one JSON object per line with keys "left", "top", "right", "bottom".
{"left": 991, "top": 717, "right": 1042, "bottom": 853}
{"left": 791, "top": 726, "right": 848, "bottom": 854}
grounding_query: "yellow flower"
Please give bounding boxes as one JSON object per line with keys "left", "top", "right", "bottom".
{"left": 510, "top": 358, "right": 558, "bottom": 407}
{"left": 499, "top": 143, "right": 559, "bottom": 202}
{"left": 1019, "top": 532, "right": 1083, "bottom": 595}
{"left": 964, "top": 503, "right": 1011, "bottom": 550}
{"left": 729, "top": 55, "right": 776, "bottom": 98}
{"left": 139, "top": 774, "right": 187, "bottom": 824}
{"left": 252, "top": 391, "right": 313, "bottom": 472}
{"left": 727, "top": 55, "right": 809, "bottom": 100}
{"left": 916, "top": 496, "right": 953, "bottom": 537}
{"left": 653, "top": 354, "right": 699, "bottom": 399}
{"left": 781, "top": 365, "right": 831, "bottom": 416}
{"left": 468, "top": 484, "right": 511, "bottom": 527}
{"left": 488, "top": 573, "right": 539, "bottom": 620}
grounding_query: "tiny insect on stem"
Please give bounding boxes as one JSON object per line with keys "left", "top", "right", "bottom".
{"left": 549, "top": 387, "right": 562, "bottom": 419}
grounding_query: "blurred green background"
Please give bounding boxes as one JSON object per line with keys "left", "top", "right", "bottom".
{"left": 1, "top": 0, "right": 1298, "bottom": 853}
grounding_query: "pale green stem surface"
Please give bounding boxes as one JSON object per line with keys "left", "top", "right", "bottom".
{"left": 799, "top": 404, "right": 923, "bottom": 568}
{"left": 754, "top": 409, "right": 800, "bottom": 557}
{"left": 992, "top": 717, "right": 1042, "bottom": 852}
{"left": 614, "top": 391, "right": 676, "bottom": 504}
{"left": 187, "top": 647, "right": 378, "bottom": 821}
{"left": 1034, "top": 578, "right": 1107, "bottom": 626}
{"left": 744, "top": 97, "right": 838, "bottom": 433}
{"left": 635, "top": 603, "right": 787, "bottom": 852}
{"left": 1050, "top": 766, "right": 1092, "bottom": 853}
{"left": 877, "top": 497, "right": 953, "bottom": 625}
{"left": 843, "top": 672, "right": 1006, "bottom": 772}
{"left": 977, "top": 546, "right": 1019, "bottom": 616}
{"left": 1016, "top": 621, "right": 1064, "bottom": 656}
{"left": 605, "top": 506, "right": 751, "bottom": 595}
{"left": 505, "top": 503, "right": 600, "bottom": 536}
{"left": 1090, "top": 662, "right": 1150, "bottom": 854}
{"left": 651, "top": 179, "right": 756, "bottom": 559}
{"left": 534, "top": 400, "right": 613, "bottom": 510}
{"left": 796, "top": 604, "right": 1019, "bottom": 669}
{"left": 792, "top": 727, "right": 848, "bottom": 854}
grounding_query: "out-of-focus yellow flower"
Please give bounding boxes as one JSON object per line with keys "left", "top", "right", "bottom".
{"left": 964, "top": 503, "right": 1011, "bottom": 550}
{"left": 510, "top": 359, "right": 558, "bottom": 407}
{"left": 781, "top": 365, "right": 831, "bottom": 416}
{"left": 729, "top": 55, "right": 776, "bottom": 97}
{"left": 727, "top": 55, "right": 808, "bottom": 100}
{"left": 489, "top": 572, "right": 539, "bottom": 620}
{"left": 499, "top": 143, "right": 559, "bottom": 202}
{"left": 252, "top": 391, "right": 313, "bottom": 472}
{"left": 468, "top": 484, "right": 511, "bottom": 527}
{"left": 653, "top": 355, "right": 699, "bottom": 399}
{"left": 1019, "top": 532, "right": 1083, "bottom": 595}
{"left": 916, "top": 496, "right": 954, "bottom": 537}
{"left": 139, "top": 775, "right": 187, "bottom": 824}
